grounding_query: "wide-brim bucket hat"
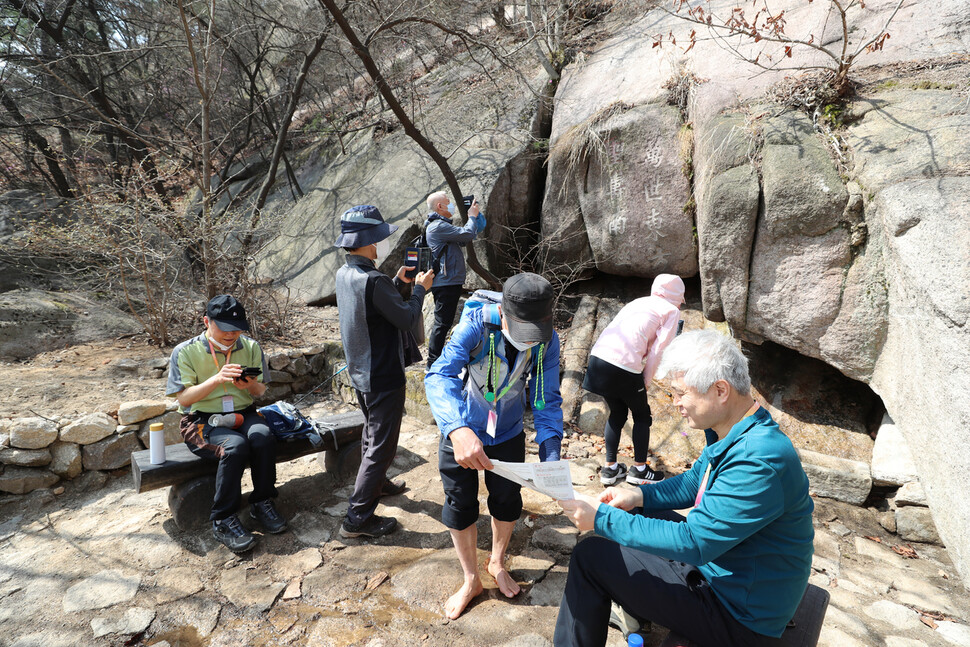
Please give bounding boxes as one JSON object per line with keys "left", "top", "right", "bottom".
{"left": 334, "top": 204, "right": 398, "bottom": 249}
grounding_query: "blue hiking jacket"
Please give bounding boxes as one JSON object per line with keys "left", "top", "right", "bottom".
{"left": 595, "top": 407, "right": 814, "bottom": 638}
{"left": 424, "top": 305, "right": 563, "bottom": 448}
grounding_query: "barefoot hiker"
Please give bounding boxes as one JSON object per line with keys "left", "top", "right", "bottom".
{"left": 425, "top": 273, "right": 564, "bottom": 618}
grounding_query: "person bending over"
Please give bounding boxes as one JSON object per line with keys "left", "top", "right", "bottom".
{"left": 425, "top": 273, "right": 563, "bottom": 619}
{"left": 584, "top": 274, "right": 684, "bottom": 485}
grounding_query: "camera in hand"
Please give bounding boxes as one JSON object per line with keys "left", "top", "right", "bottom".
{"left": 462, "top": 194, "right": 475, "bottom": 208}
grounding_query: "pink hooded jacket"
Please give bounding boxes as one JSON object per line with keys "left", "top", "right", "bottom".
{"left": 588, "top": 274, "right": 685, "bottom": 388}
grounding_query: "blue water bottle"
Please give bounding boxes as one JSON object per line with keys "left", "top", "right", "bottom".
{"left": 627, "top": 633, "right": 644, "bottom": 647}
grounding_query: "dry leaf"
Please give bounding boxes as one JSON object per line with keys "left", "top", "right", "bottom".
{"left": 919, "top": 609, "right": 955, "bottom": 622}
{"left": 864, "top": 535, "right": 883, "bottom": 543}
{"left": 366, "top": 571, "right": 389, "bottom": 590}
{"left": 892, "top": 544, "right": 919, "bottom": 559}
{"left": 919, "top": 615, "right": 938, "bottom": 629}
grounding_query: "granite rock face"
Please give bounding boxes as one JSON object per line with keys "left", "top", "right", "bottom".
{"left": 871, "top": 414, "right": 920, "bottom": 487}
{"left": 0, "top": 447, "right": 51, "bottom": 467}
{"left": 798, "top": 449, "right": 872, "bottom": 506}
{"left": 542, "top": 6, "right": 970, "bottom": 585}
{"left": 844, "top": 92, "right": 970, "bottom": 583}
{"left": 62, "top": 570, "right": 141, "bottom": 613}
{"left": 136, "top": 411, "right": 183, "bottom": 448}
{"left": 81, "top": 432, "right": 142, "bottom": 471}
{"left": 117, "top": 400, "right": 168, "bottom": 426}
{"left": 254, "top": 56, "right": 539, "bottom": 304}
{"left": 0, "top": 289, "right": 140, "bottom": 361}
{"left": 543, "top": 103, "right": 696, "bottom": 278}
{"left": 0, "top": 466, "right": 59, "bottom": 494}
{"left": 745, "top": 112, "right": 853, "bottom": 358}
{"left": 49, "top": 441, "right": 82, "bottom": 479}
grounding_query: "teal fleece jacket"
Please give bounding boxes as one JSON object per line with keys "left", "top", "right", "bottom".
{"left": 594, "top": 407, "right": 814, "bottom": 638}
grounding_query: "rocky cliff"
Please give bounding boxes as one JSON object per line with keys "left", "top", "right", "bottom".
{"left": 537, "top": 0, "right": 970, "bottom": 584}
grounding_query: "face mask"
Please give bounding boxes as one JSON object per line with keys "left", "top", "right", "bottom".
{"left": 446, "top": 203, "right": 456, "bottom": 216}
{"left": 374, "top": 239, "right": 390, "bottom": 264}
{"left": 504, "top": 331, "right": 538, "bottom": 352}
{"left": 208, "top": 334, "right": 233, "bottom": 351}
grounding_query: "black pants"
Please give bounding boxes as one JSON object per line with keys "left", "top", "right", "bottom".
{"left": 347, "top": 386, "right": 406, "bottom": 525}
{"left": 554, "top": 513, "right": 783, "bottom": 647}
{"left": 583, "top": 355, "right": 652, "bottom": 463}
{"left": 427, "top": 284, "right": 464, "bottom": 368}
{"left": 188, "top": 410, "right": 278, "bottom": 521}
{"left": 438, "top": 432, "right": 525, "bottom": 530}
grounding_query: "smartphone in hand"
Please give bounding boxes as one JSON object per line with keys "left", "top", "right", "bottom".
{"left": 404, "top": 247, "right": 432, "bottom": 279}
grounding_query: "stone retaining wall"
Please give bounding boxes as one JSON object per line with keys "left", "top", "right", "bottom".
{"left": 0, "top": 334, "right": 944, "bottom": 552}
{"left": 0, "top": 342, "right": 346, "bottom": 495}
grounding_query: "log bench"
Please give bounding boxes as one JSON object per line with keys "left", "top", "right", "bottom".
{"left": 131, "top": 410, "right": 365, "bottom": 530}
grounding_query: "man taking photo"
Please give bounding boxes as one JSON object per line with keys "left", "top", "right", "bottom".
{"left": 335, "top": 204, "right": 434, "bottom": 539}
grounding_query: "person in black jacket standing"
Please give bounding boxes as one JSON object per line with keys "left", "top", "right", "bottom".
{"left": 334, "top": 205, "right": 434, "bottom": 538}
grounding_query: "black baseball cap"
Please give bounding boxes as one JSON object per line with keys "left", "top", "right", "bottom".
{"left": 206, "top": 295, "right": 250, "bottom": 332}
{"left": 502, "top": 273, "right": 554, "bottom": 343}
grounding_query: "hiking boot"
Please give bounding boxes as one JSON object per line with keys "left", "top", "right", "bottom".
{"left": 251, "top": 499, "right": 287, "bottom": 534}
{"left": 339, "top": 514, "right": 398, "bottom": 539}
{"left": 380, "top": 478, "right": 407, "bottom": 497}
{"left": 600, "top": 463, "right": 628, "bottom": 485}
{"left": 212, "top": 514, "right": 256, "bottom": 553}
{"left": 627, "top": 464, "right": 664, "bottom": 485}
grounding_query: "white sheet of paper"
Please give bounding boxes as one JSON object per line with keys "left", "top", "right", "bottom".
{"left": 490, "top": 459, "right": 575, "bottom": 500}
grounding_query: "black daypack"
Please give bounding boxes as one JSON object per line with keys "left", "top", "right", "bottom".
{"left": 418, "top": 215, "right": 452, "bottom": 274}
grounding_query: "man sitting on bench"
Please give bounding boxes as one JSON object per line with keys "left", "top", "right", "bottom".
{"left": 167, "top": 294, "right": 285, "bottom": 553}
{"left": 556, "top": 330, "right": 814, "bottom": 647}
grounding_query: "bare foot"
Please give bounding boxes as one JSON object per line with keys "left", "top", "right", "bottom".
{"left": 444, "top": 578, "right": 484, "bottom": 619}
{"left": 487, "top": 555, "right": 521, "bottom": 598}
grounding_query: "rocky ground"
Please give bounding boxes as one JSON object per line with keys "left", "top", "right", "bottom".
{"left": 1, "top": 302, "right": 970, "bottom": 646}
{"left": 1, "top": 399, "right": 970, "bottom": 647}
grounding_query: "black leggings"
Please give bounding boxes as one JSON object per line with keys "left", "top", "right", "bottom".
{"left": 583, "top": 355, "right": 652, "bottom": 463}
